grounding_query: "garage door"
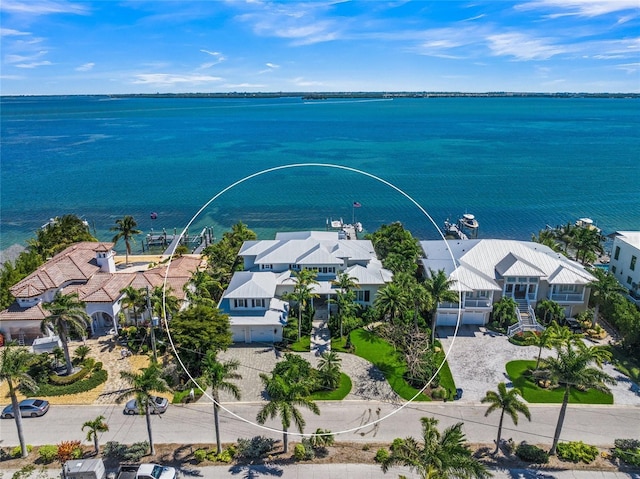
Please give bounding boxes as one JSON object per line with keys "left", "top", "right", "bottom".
{"left": 232, "top": 327, "right": 245, "bottom": 343}
{"left": 250, "top": 328, "right": 272, "bottom": 344}
{"left": 462, "top": 312, "right": 486, "bottom": 325}
{"left": 436, "top": 312, "right": 462, "bottom": 327}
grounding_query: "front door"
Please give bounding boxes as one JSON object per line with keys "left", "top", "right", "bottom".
{"left": 514, "top": 284, "right": 527, "bottom": 299}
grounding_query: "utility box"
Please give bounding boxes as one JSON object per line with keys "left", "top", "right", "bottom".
{"left": 62, "top": 459, "right": 106, "bottom": 479}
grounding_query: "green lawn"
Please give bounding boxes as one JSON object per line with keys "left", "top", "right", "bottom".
{"left": 311, "top": 373, "right": 352, "bottom": 400}
{"left": 506, "top": 360, "right": 614, "bottom": 404}
{"left": 288, "top": 336, "right": 311, "bottom": 352}
{"left": 349, "top": 329, "right": 430, "bottom": 401}
{"left": 434, "top": 341, "right": 457, "bottom": 400}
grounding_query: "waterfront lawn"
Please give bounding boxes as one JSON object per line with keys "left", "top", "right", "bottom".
{"left": 506, "top": 360, "right": 613, "bottom": 405}
{"left": 311, "top": 373, "right": 352, "bottom": 400}
{"left": 349, "top": 329, "right": 430, "bottom": 401}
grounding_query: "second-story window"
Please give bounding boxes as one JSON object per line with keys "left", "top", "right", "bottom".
{"left": 631, "top": 255, "right": 637, "bottom": 271}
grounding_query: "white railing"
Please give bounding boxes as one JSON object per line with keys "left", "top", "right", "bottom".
{"left": 550, "top": 293, "right": 584, "bottom": 302}
{"left": 463, "top": 299, "right": 492, "bottom": 308}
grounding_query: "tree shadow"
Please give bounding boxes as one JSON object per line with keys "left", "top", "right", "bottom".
{"left": 228, "top": 462, "right": 283, "bottom": 478}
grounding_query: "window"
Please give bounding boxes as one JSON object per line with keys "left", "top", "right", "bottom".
{"left": 611, "top": 265, "right": 617, "bottom": 274}
{"left": 627, "top": 276, "right": 632, "bottom": 285}
{"left": 614, "top": 246, "right": 620, "bottom": 260}
{"left": 559, "top": 284, "right": 577, "bottom": 293}
{"left": 356, "top": 290, "right": 370, "bottom": 302}
{"left": 234, "top": 299, "right": 247, "bottom": 308}
{"left": 252, "top": 299, "right": 266, "bottom": 308}
{"left": 261, "top": 264, "right": 272, "bottom": 270}
{"left": 631, "top": 256, "right": 637, "bottom": 271}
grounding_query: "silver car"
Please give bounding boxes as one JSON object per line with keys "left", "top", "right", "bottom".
{"left": 123, "top": 396, "right": 169, "bottom": 415}
{"left": 1, "top": 399, "right": 50, "bottom": 419}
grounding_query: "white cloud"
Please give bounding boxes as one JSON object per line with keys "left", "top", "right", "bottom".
{"left": 15, "top": 61, "right": 52, "bottom": 68}
{"left": 76, "top": 62, "right": 94, "bottom": 71}
{"left": 1, "top": 0, "right": 89, "bottom": 15}
{"left": 198, "top": 50, "right": 225, "bottom": 69}
{"left": 259, "top": 62, "right": 280, "bottom": 74}
{"left": 132, "top": 73, "right": 223, "bottom": 86}
{"left": 290, "top": 76, "right": 324, "bottom": 87}
{"left": 223, "top": 83, "right": 266, "bottom": 88}
{"left": 516, "top": 0, "right": 639, "bottom": 18}
{"left": 265, "top": 62, "right": 279, "bottom": 69}
{"left": 5, "top": 50, "right": 49, "bottom": 65}
{"left": 0, "top": 27, "right": 30, "bottom": 36}
{"left": 616, "top": 62, "right": 640, "bottom": 74}
{"left": 487, "top": 33, "right": 565, "bottom": 60}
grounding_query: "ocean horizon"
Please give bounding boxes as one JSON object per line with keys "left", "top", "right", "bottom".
{"left": 1, "top": 95, "right": 639, "bottom": 256}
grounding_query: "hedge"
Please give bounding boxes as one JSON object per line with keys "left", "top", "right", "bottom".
{"left": 29, "top": 369, "right": 108, "bottom": 397}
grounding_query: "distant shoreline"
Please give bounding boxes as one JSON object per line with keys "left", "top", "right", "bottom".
{"left": 2, "top": 91, "right": 639, "bottom": 99}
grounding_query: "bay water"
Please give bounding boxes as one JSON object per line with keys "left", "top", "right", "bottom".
{"left": 1, "top": 95, "right": 639, "bottom": 254}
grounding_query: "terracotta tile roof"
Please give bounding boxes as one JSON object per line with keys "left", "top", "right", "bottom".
{"left": 10, "top": 242, "right": 114, "bottom": 298}
{"left": 66, "top": 272, "right": 136, "bottom": 303}
{"left": 0, "top": 302, "right": 49, "bottom": 321}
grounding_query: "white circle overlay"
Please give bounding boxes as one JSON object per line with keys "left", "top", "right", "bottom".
{"left": 160, "top": 162, "right": 463, "bottom": 438}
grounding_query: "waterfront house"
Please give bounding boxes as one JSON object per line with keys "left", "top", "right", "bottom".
{"left": 220, "top": 231, "right": 392, "bottom": 343}
{"left": 420, "top": 239, "right": 595, "bottom": 333}
{"left": 608, "top": 231, "right": 640, "bottom": 302}
{"left": 0, "top": 242, "right": 200, "bottom": 345}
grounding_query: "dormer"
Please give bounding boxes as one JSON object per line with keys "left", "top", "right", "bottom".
{"left": 95, "top": 244, "right": 116, "bottom": 273}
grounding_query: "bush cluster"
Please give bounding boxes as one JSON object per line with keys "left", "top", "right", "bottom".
{"left": 103, "top": 441, "right": 149, "bottom": 462}
{"left": 612, "top": 438, "right": 640, "bottom": 467}
{"left": 556, "top": 441, "right": 599, "bottom": 463}
{"left": 37, "top": 445, "right": 58, "bottom": 463}
{"left": 49, "top": 365, "right": 91, "bottom": 385}
{"left": 193, "top": 446, "right": 235, "bottom": 464}
{"left": 10, "top": 445, "right": 33, "bottom": 458}
{"left": 56, "top": 441, "right": 82, "bottom": 462}
{"left": 33, "top": 369, "right": 107, "bottom": 397}
{"left": 235, "top": 436, "right": 277, "bottom": 461}
{"left": 515, "top": 443, "right": 549, "bottom": 463}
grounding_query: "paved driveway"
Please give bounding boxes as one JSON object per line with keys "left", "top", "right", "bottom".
{"left": 438, "top": 325, "right": 640, "bottom": 405}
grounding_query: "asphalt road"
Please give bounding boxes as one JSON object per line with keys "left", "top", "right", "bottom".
{"left": 1, "top": 401, "right": 639, "bottom": 449}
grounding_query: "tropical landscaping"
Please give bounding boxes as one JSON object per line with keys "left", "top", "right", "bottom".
{"left": 1, "top": 215, "right": 639, "bottom": 474}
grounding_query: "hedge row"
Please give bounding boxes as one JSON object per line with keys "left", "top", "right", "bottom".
{"left": 29, "top": 369, "right": 108, "bottom": 397}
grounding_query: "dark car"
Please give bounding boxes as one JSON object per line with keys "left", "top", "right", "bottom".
{"left": 123, "top": 396, "right": 169, "bottom": 415}
{"left": 1, "top": 399, "right": 50, "bottom": 419}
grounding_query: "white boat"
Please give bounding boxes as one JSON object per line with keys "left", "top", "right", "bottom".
{"left": 459, "top": 213, "right": 479, "bottom": 230}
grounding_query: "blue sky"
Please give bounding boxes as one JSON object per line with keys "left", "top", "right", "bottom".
{"left": 1, "top": 0, "right": 638, "bottom": 95}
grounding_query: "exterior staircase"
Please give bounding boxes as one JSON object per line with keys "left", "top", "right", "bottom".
{"left": 507, "top": 298, "right": 545, "bottom": 336}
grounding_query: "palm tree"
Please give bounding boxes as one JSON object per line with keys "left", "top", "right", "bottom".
{"left": 554, "top": 222, "right": 577, "bottom": 254}
{"left": 317, "top": 350, "right": 342, "bottom": 390}
{"left": 0, "top": 345, "right": 38, "bottom": 458}
{"left": 256, "top": 373, "right": 320, "bottom": 453}
{"left": 423, "top": 268, "right": 459, "bottom": 344}
{"left": 42, "top": 291, "right": 90, "bottom": 375}
{"left": 331, "top": 271, "right": 359, "bottom": 337}
{"left": 571, "top": 227, "right": 603, "bottom": 265}
{"left": 481, "top": 382, "right": 531, "bottom": 455}
{"left": 82, "top": 415, "right": 109, "bottom": 455}
{"left": 380, "top": 416, "right": 491, "bottom": 479}
{"left": 526, "top": 321, "right": 559, "bottom": 370}
{"left": 150, "top": 285, "right": 180, "bottom": 321}
{"left": 119, "top": 286, "right": 145, "bottom": 326}
{"left": 117, "top": 362, "right": 171, "bottom": 455}
{"left": 200, "top": 350, "right": 242, "bottom": 454}
{"left": 284, "top": 269, "right": 319, "bottom": 341}
{"left": 531, "top": 228, "right": 559, "bottom": 251}
{"left": 587, "top": 267, "right": 626, "bottom": 328}
{"left": 541, "top": 342, "right": 616, "bottom": 455}
{"left": 111, "top": 215, "right": 141, "bottom": 265}
{"left": 374, "top": 283, "right": 409, "bottom": 325}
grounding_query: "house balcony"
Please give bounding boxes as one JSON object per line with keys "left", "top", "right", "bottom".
{"left": 438, "top": 299, "right": 492, "bottom": 310}
{"left": 549, "top": 292, "right": 585, "bottom": 303}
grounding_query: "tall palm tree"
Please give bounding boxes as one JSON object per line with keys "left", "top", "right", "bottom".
{"left": 587, "top": 267, "right": 626, "bottom": 328}
{"left": 554, "top": 222, "right": 577, "bottom": 254}
{"left": 42, "top": 291, "right": 90, "bottom": 375}
{"left": 111, "top": 215, "right": 141, "bottom": 265}
{"left": 317, "top": 350, "right": 342, "bottom": 390}
{"left": 423, "top": 268, "right": 459, "bottom": 344}
{"left": 116, "top": 362, "right": 171, "bottom": 455}
{"left": 284, "top": 269, "right": 319, "bottom": 341}
{"left": 82, "top": 415, "right": 109, "bottom": 455}
{"left": 374, "top": 283, "right": 410, "bottom": 325}
{"left": 0, "top": 345, "right": 38, "bottom": 458}
{"left": 481, "top": 382, "right": 531, "bottom": 455}
{"left": 200, "top": 350, "right": 242, "bottom": 454}
{"left": 531, "top": 228, "right": 559, "bottom": 251}
{"left": 541, "top": 342, "right": 615, "bottom": 455}
{"left": 331, "top": 271, "right": 359, "bottom": 337}
{"left": 119, "top": 286, "right": 145, "bottom": 327}
{"left": 571, "top": 227, "right": 603, "bottom": 265}
{"left": 526, "top": 321, "right": 560, "bottom": 370}
{"left": 150, "top": 285, "right": 180, "bottom": 321}
{"left": 380, "top": 416, "right": 491, "bottom": 479}
{"left": 256, "top": 373, "right": 320, "bottom": 453}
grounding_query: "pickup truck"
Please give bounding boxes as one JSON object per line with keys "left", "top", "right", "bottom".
{"left": 62, "top": 459, "right": 177, "bottom": 479}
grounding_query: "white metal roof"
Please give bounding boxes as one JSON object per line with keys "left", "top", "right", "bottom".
{"left": 222, "top": 271, "right": 277, "bottom": 299}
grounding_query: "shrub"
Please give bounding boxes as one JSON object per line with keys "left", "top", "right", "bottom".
{"left": 613, "top": 438, "right": 640, "bottom": 467}
{"left": 11, "top": 445, "right": 33, "bottom": 458}
{"left": 49, "top": 365, "right": 90, "bottom": 385}
{"left": 193, "top": 449, "right": 208, "bottom": 463}
{"left": 556, "top": 441, "right": 599, "bottom": 463}
{"left": 216, "top": 449, "right": 234, "bottom": 463}
{"left": 123, "top": 442, "right": 149, "bottom": 462}
{"left": 103, "top": 441, "right": 127, "bottom": 459}
{"left": 38, "top": 445, "right": 58, "bottom": 463}
{"left": 374, "top": 448, "right": 389, "bottom": 463}
{"left": 293, "top": 443, "right": 307, "bottom": 461}
{"left": 515, "top": 443, "right": 549, "bottom": 463}
{"left": 235, "top": 436, "right": 277, "bottom": 461}
{"left": 32, "top": 369, "right": 107, "bottom": 397}
{"left": 56, "top": 441, "right": 82, "bottom": 462}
